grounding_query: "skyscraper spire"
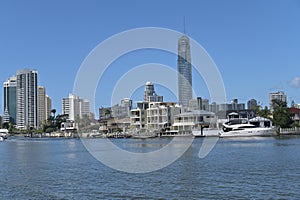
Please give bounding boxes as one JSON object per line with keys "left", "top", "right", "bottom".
{"left": 184, "top": 16, "right": 186, "bottom": 34}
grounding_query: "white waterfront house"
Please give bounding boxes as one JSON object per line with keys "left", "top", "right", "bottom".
{"left": 171, "top": 110, "right": 217, "bottom": 132}
{"left": 130, "top": 102, "right": 148, "bottom": 129}
{"left": 146, "top": 102, "right": 181, "bottom": 130}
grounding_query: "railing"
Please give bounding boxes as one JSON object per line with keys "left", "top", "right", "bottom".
{"left": 279, "top": 127, "right": 300, "bottom": 135}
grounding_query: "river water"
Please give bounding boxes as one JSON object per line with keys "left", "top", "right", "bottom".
{"left": 1, "top": 136, "right": 300, "bottom": 199}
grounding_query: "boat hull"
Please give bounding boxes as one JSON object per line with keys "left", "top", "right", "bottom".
{"left": 219, "top": 127, "right": 276, "bottom": 138}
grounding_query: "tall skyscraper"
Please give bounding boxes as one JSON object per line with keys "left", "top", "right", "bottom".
{"left": 3, "top": 76, "right": 17, "bottom": 124}
{"left": 177, "top": 34, "right": 192, "bottom": 107}
{"left": 16, "top": 69, "right": 38, "bottom": 129}
{"left": 45, "top": 95, "right": 52, "bottom": 120}
{"left": 38, "top": 86, "right": 46, "bottom": 126}
{"left": 143, "top": 82, "right": 163, "bottom": 102}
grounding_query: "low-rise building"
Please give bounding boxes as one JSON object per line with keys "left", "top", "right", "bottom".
{"left": 146, "top": 102, "right": 181, "bottom": 130}
{"left": 60, "top": 120, "right": 77, "bottom": 132}
{"left": 289, "top": 107, "right": 300, "bottom": 126}
{"left": 130, "top": 102, "right": 149, "bottom": 129}
{"left": 171, "top": 110, "right": 217, "bottom": 133}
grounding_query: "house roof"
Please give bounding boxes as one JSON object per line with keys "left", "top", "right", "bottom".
{"left": 289, "top": 107, "right": 300, "bottom": 114}
{"left": 177, "top": 110, "right": 215, "bottom": 117}
{"left": 249, "top": 116, "right": 271, "bottom": 122}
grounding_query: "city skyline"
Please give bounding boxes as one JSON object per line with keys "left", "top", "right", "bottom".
{"left": 1, "top": 1, "right": 300, "bottom": 115}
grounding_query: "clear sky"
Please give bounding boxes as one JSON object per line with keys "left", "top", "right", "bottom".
{"left": 1, "top": 0, "right": 300, "bottom": 116}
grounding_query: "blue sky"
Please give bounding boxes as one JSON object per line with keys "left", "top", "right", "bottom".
{"left": 1, "top": 0, "right": 300, "bottom": 116}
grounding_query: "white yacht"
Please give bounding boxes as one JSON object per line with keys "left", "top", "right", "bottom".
{"left": 0, "top": 129, "right": 9, "bottom": 140}
{"left": 219, "top": 118, "right": 275, "bottom": 137}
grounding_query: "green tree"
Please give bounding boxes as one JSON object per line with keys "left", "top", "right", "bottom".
{"left": 51, "top": 109, "right": 56, "bottom": 118}
{"left": 8, "top": 123, "right": 15, "bottom": 133}
{"left": 272, "top": 99, "right": 293, "bottom": 128}
{"left": 2, "top": 122, "right": 9, "bottom": 129}
{"left": 254, "top": 105, "right": 271, "bottom": 119}
{"left": 54, "top": 114, "right": 68, "bottom": 130}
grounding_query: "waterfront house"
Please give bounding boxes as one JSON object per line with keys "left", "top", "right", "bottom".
{"left": 130, "top": 102, "right": 149, "bottom": 129}
{"left": 171, "top": 110, "right": 217, "bottom": 133}
{"left": 146, "top": 102, "right": 181, "bottom": 131}
{"left": 289, "top": 107, "right": 300, "bottom": 126}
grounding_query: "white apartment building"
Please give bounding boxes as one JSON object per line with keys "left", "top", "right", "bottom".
{"left": 62, "top": 93, "right": 90, "bottom": 121}
{"left": 45, "top": 95, "right": 52, "bottom": 120}
{"left": 79, "top": 99, "right": 90, "bottom": 118}
{"left": 130, "top": 102, "right": 148, "bottom": 129}
{"left": 146, "top": 102, "right": 180, "bottom": 130}
{"left": 16, "top": 69, "right": 38, "bottom": 129}
{"left": 269, "top": 91, "right": 287, "bottom": 111}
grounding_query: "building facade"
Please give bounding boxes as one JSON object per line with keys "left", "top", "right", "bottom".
{"left": 209, "top": 102, "right": 219, "bottom": 113}
{"left": 189, "top": 97, "right": 209, "bottom": 111}
{"left": 130, "top": 102, "right": 149, "bottom": 129}
{"left": 178, "top": 34, "right": 192, "bottom": 107}
{"left": 172, "top": 110, "right": 217, "bottom": 132}
{"left": 62, "top": 93, "right": 90, "bottom": 121}
{"left": 218, "top": 100, "right": 245, "bottom": 112}
{"left": 38, "top": 86, "right": 46, "bottom": 126}
{"left": 3, "top": 76, "right": 17, "bottom": 124}
{"left": 146, "top": 102, "right": 180, "bottom": 130}
{"left": 111, "top": 98, "right": 133, "bottom": 118}
{"left": 269, "top": 91, "right": 287, "bottom": 111}
{"left": 79, "top": 99, "right": 90, "bottom": 118}
{"left": 247, "top": 99, "right": 258, "bottom": 110}
{"left": 16, "top": 69, "right": 38, "bottom": 129}
{"left": 45, "top": 95, "right": 52, "bottom": 120}
{"left": 143, "top": 82, "right": 163, "bottom": 102}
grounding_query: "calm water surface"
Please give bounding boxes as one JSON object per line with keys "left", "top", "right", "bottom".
{"left": 1, "top": 136, "right": 300, "bottom": 199}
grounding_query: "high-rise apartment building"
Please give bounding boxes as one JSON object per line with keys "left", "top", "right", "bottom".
{"left": 269, "top": 91, "right": 287, "bottom": 111}
{"left": 189, "top": 97, "right": 209, "bottom": 111}
{"left": 247, "top": 99, "right": 258, "bottom": 110}
{"left": 62, "top": 93, "right": 90, "bottom": 120}
{"left": 3, "top": 76, "right": 17, "bottom": 124}
{"left": 38, "top": 86, "right": 46, "bottom": 126}
{"left": 16, "top": 69, "right": 38, "bottom": 129}
{"left": 62, "top": 97, "right": 70, "bottom": 117}
{"left": 111, "top": 98, "right": 133, "bottom": 118}
{"left": 177, "top": 34, "right": 192, "bottom": 107}
{"left": 45, "top": 95, "right": 52, "bottom": 120}
{"left": 79, "top": 99, "right": 90, "bottom": 118}
{"left": 143, "top": 82, "right": 163, "bottom": 102}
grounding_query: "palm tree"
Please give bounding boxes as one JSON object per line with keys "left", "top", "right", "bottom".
{"left": 51, "top": 109, "right": 57, "bottom": 118}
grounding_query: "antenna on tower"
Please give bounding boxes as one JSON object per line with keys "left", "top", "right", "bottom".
{"left": 184, "top": 16, "right": 186, "bottom": 34}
